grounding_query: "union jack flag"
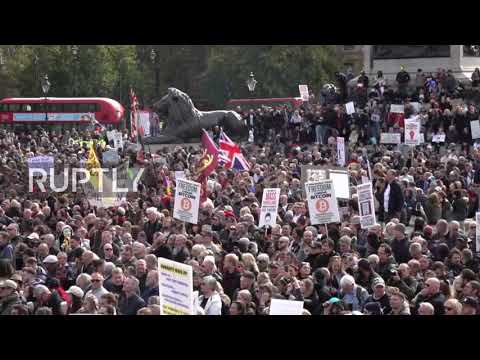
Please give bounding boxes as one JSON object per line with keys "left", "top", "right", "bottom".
{"left": 218, "top": 131, "right": 250, "bottom": 172}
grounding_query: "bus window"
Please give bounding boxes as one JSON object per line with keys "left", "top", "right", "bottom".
{"left": 88, "top": 103, "right": 100, "bottom": 112}
{"left": 47, "top": 104, "right": 63, "bottom": 112}
{"left": 21, "top": 104, "right": 33, "bottom": 112}
{"left": 78, "top": 103, "right": 90, "bottom": 112}
{"left": 8, "top": 104, "right": 21, "bottom": 112}
{"left": 33, "top": 103, "right": 46, "bottom": 112}
{"left": 63, "top": 103, "right": 77, "bottom": 112}
{"left": 0, "top": 104, "right": 7, "bottom": 112}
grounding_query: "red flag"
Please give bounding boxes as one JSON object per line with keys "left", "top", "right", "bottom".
{"left": 196, "top": 129, "right": 219, "bottom": 183}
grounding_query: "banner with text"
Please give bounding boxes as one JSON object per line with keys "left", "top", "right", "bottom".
{"left": 357, "top": 182, "right": 376, "bottom": 229}
{"left": 259, "top": 188, "right": 280, "bottom": 228}
{"left": 173, "top": 179, "right": 201, "bottom": 224}
{"left": 337, "top": 137, "right": 346, "bottom": 166}
{"left": 305, "top": 180, "right": 340, "bottom": 225}
{"left": 404, "top": 118, "right": 420, "bottom": 146}
{"left": 158, "top": 258, "right": 194, "bottom": 315}
{"left": 299, "top": 85, "right": 310, "bottom": 102}
{"left": 380, "top": 133, "right": 401, "bottom": 144}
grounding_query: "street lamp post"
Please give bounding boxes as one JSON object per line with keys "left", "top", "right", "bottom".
{"left": 150, "top": 48, "right": 160, "bottom": 98}
{"left": 246, "top": 72, "right": 257, "bottom": 96}
{"left": 41, "top": 74, "right": 51, "bottom": 122}
{"left": 71, "top": 45, "right": 79, "bottom": 96}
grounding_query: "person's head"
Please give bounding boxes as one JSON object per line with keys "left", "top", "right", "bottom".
{"left": 419, "top": 255, "right": 430, "bottom": 271}
{"left": 389, "top": 291, "right": 406, "bottom": 312}
{"left": 378, "top": 244, "right": 392, "bottom": 263}
{"left": 98, "top": 304, "right": 116, "bottom": 315}
{"left": 229, "top": 301, "right": 246, "bottom": 315}
{"left": 444, "top": 298, "right": 462, "bottom": 315}
{"left": 111, "top": 267, "right": 124, "bottom": 287}
{"left": 256, "top": 253, "right": 269, "bottom": 272}
{"left": 409, "top": 242, "right": 422, "bottom": 259}
{"left": 386, "top": 169, "right": 397, "bottom": 183}
{"left": 0, "top": 279, "right": 17, "bottom": 299}
{"left": 146, "top": 270, "right": 158, "bottom": 289}
{"left": 82, "top": 295, "right": 99, "bottom": 313}
{"left": 145, "top": 254, "right": 158, "bottom": 271}
{"left": 90, "top": 272, "right": 104, "bottom": 290}
{"left": 33, "top": 284, "right": 51, "bottom": 303}
{"left": 463, "top": 281, "right": 480, "bottom": 298}
{"left": 100, "top": 292, "right": 118, "bottom": 309}
{"left": 201, "top": 275, "right": 217, "bottom": 297}
{"left": 372, "top": 277, "right": 386, "bottom": 298}
{"left": 240, "top": 271, "right": 255, "bottom": 290}
{"left": 340, "top": 275, "right": 355, "bottom": 294}
{"left": 201, "top": 255, "right": 216, "bottom": 275}
{"left": 121, "top": 245, "right": 133, "bottom": 260}
{"left": 418, "top": 302, "right": 435, "bottom": 315}
{"left": 224, "top": 253, "right": 239, "bottom": 273}
{"left": 236, "top": 289, "right": 252, "bottom": 305}
{"left": 74, "top": 269, "right": 92, "bottom": 290}
{"left": 122, "top": 276, "right": 140, "bottom": 295}
{"left": 461, "top": 297, "right": 478, "bottom": 315}
{"left": 424, "top": 277, "right": 440, "bottom": 296}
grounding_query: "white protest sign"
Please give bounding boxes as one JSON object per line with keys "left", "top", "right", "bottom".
{"left": 158, "top": 258, "right": 194, "bottom": 315}
{"left": 138, "top": 111, "right": 151, "bottom": 137}
{"left": 357, "top": 182, "right": 376, "bottom": 229}
{"left": 299, "top": 85, "right": 309, "bottom": 102}
{"left": 336, "top": 137, "right": 346, "bottom": 167}
{"left": 346, "top": 102, "right": 355, "bottom": 115}
{"left": 404, "top": 118, "right": 420, "bottom": 146}
{"left": 174, "top": 171, "right": 185, "bottom": 180}
{"left": 390, "top": 104, "right": 405, "bottom": 114}
{"left": 259, "top": 188, "right": 280, "bottom": 228}
{"left": 362, "top": 176, "right": 370, "bottom": 184}
{"left": 106, "top": 130, "right": 116, "bottom": 142}
{"left": 173, "top": 178, "right": 201, "bottom": 224}
{"left": 305, "top": 180, "right": 340, "bottom": 225}
{"left": 432, "top": 134, "right": 446, "bottom": 143}
{"left": 471, "top": 120, "right": 480, "bottom": 139}
{"left": 380, "top": 133, "right": 401, "bottom": 144}
{"left": 112, "top": 131, "right": 123, "bottom": 149}
{"left": 269, "top": 299, "right": 304, "bottom": 316}
{"left": 419, "top": 133, "right": 425, "bottom": 144}
{"left": 329, "top": 170, "right": 350, "bottom": 200}
{"left": 371, "top": 114, "right": 381, "bottom": 122}
{"left": 27, "top": 156, "right": 54, "bottom": 172}
{"left": 102, "top": 150, "right": 120, "bottom": 165}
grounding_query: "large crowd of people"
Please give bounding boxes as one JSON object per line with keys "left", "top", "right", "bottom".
{"left": 1, "top": 66, "right": 480, "bottom": 315}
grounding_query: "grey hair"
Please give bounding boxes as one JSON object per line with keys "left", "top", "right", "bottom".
{"left": 340, "top": 274, "right": 355, "bottom": 289}
{"left": 203, "top": 275, "right": 218, "bottom": 291}
{"left": 34, "top": 285, "right": 51, "bottom": 298}
{"left": 257, "top": 253, "right": 270, "bottom": 263}
{"left": 76, "top": 273, "right": 92, "bottom": 288}
{"left": 419, "top": 302, "right": 434, "bottom": 314}
{"left": 104, "top": 262, "right": 115, "bottom": 277}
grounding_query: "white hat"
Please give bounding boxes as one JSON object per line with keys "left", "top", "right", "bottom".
{"left": 67, "top": 286, "right": 84, "bottom": 299}
{"left": 27, "top": 232, "right": 40, "bottom": 240}
{"left": 43, "top": 255, "right": 58, "bottom": 264}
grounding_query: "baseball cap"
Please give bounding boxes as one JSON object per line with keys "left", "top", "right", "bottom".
{"left": 327, "top": 297, "right": 341, "bottom": 305}
{"left": 0, "top": 279, "right": 18, "bottom": 290}
{"left": 27, "top": 232, "right": 40, "bottom": 240}
{"left": 43, "top": 255, "right": 58, "bottom": 264}
{"left": 462, "top": 296, "right": 479, "bottom": 308}
{"left": 67, "top": 286, "right": 84, "bottom": 299}
{"left": 372, "top": 277, "right": 385, "bottom": 288}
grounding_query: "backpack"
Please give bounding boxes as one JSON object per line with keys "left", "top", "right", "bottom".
{"left": 340, "top": 286, "right": 364, "bottom": 305}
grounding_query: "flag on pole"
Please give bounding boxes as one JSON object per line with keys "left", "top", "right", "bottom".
{"left": 218, "top": 130, "right": 250, "bottom": 172}
{"left": 129, "top": 88, "right": 139, "bottom": 142}
{"left": 196, "top": 129, "right": 219, "bottom": 183}
{"left": 86, "top": 141, "right": 102, "bottom": 191}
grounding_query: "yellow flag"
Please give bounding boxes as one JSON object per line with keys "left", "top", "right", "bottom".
{"left": 86, "top": 142, "right": 102, "bottom": 191}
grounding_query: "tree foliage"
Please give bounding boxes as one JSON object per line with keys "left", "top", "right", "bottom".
{"left": 0, "top": 45, "right": 340, "bottom": 108}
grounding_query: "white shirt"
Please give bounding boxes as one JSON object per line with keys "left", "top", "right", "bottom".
{"left": 384, "top": 183, "right": 391, "bottom": 212}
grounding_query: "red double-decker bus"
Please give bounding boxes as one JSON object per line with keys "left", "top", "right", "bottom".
{"left": 0, "top": 97, "right": 125, "bottom": 130}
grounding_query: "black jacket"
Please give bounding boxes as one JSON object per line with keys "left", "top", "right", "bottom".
{"left": 118, "top": 293, "right": 146, "bottom": 315}
{"left": 222, "top": 270, "right": 241, "bottom": 301}
{"left": 365, "top": 293, "right": 391, "bottom": 314}
{"left": 414, "top": 292, "right": 445, "bottom": 315}
{"left": 391, "top": 238, "right": 411, "bottom": 264}
{"left": 380, "top": 180, "right": 404, "bottom": 215}
{"left": 153, "top": 245, "right": 172, "bottom": 260}
{"left": 143, "top": 220, "right": 162, "bottom": 245}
